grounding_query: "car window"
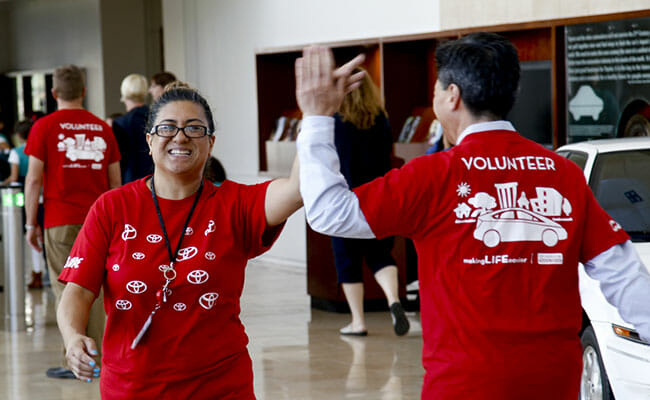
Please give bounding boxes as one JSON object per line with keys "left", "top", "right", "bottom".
{"left": 499, "top": 211, "right": 515, "bottom": 219}
{"left": 589, "top": 150, "right": 650, "bottom": 241}
{"left": 517, "top": 211, "right": 536, "bottom": 221}
{"left": 558, "top": 150, "right": 588, "bottom": 171}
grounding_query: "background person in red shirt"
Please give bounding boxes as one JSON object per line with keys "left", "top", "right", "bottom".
{"left": 295, "top": 37, "right": 650, "bottom": 399}
{"left": 24, "top": 65, "right": 121, "bottom": 379}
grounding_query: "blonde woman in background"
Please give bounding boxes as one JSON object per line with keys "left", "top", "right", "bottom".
{"left": 330, "top": 68, "right": 410, "bottom": 337}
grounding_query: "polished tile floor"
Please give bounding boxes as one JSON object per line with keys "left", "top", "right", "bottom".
{"left": 0, "top": 261, "right": 424, "bottom": 399}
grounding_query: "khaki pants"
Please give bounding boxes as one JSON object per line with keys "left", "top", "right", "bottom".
{"left": 45, "top": 224, "right": 105, "bottom": 367}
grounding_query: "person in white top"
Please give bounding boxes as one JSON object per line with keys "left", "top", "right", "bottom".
{"left": 3, "top": 119, "right": 45, "bottom": 289}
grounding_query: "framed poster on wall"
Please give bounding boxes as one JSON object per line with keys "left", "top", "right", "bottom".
{"left": 565, "top": 16, "right": 650, "bottom": 142}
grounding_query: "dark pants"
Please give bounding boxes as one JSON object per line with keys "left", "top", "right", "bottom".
{"left": 331, "top": 236, "right": 396, "bottom": 283}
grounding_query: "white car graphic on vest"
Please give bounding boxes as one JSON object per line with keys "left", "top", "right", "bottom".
{"left": 57, "top": 133, "right": 107, "bottom": 162}
{"left": 455, "top": 181, "right": 572, "bottom": 248}
{"left": 474, "top": 207, "right": 568, "bottom": 247}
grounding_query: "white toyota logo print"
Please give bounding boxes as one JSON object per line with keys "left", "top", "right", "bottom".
{"left": 158, "top": 264, "right": 170, "bottom": 272}
{"left": 204, "top": 220, "right": 216, "bottom": 236}
{"left": 205, "top": 252, "right": 216, "bottom": 260}
{"left": 173, "top": 303, "right": 187, "bottom": 311}
{"left": 115, "top": 300, "right": 132, "bottom": 310}
{"left": 199, "top": 292, "right": 219, "bottom": 310}
{"left": 176, "top": 246, "right": 198, "bottom": 261}
{"left": 122, "top": 224, "right": 137, "bottom": 241}
{"left": 132, "top": 252, "right": 145, "bottom": 260}
{"left": 126, "top": 280, "right": 147, "bottom": 294}
{"left": 187, "top": 270, "right": 209, "bottom": 284}
{"left": 112, "top": 264, "right": 120, "bottom": 271}
{"left": 147, "top": 234, "right": 163, "bottom": 243}
{"left": 185, "top": 227, "right": 194, "bottom": 236}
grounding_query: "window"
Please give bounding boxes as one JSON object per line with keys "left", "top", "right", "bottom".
{"left": 567, "top": 151, "right": 588, "bottom": 171}
{"left": 499, "top": 211, "right": 515, "bottom": 219}
{"left": 517, "top": 211, "right": 535, "bottom": 221}
{"left": 589, "top": 150, "right": 650, "bottom": 241}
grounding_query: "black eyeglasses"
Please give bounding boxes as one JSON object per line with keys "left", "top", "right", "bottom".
{"left": 151, "top": 124, "right": 211, "bottom": 138}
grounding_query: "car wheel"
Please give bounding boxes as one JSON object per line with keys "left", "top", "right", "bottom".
{"left": 542, "top": 229, "right": 559, "bottom": 247}
{"left": 623, "top": 113, "right": 650, "bottom": 137}
{"left": 580, "top": 326, "right": 615, "bottom": 400}
{"left": 482, "top": 230, "right": 500, "bottom": 248}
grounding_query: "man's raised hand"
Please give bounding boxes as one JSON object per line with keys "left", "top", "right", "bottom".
{"left": 295, "top": 45, "right": 365, "bottom": 117}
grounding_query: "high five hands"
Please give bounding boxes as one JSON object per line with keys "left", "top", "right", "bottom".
{"left": 295, "top": 45, "right": 366, "bottom": 117}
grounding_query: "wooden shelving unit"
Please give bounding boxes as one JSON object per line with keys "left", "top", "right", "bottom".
{"left": 255, "top": 11, "right": 650, "bottom": 311}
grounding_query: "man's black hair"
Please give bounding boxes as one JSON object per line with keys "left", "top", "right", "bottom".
{"left": 435, "top": 32, "right": 520, "bottom": 119}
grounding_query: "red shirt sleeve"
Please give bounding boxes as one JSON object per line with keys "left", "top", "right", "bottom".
{"left": 236, "top": 180, "right": 284, "bottom": 258}
{"left": 353, "top": 155, "right": 444, "bottom": 240}
{"left": 58, "top": 194, "right": 112, "bottom": 297}
{"left": 579, "top": 183, "right": 630, "bottom": 262}
{"left": 24, "top": 117, "right": 48, "bottom": 161}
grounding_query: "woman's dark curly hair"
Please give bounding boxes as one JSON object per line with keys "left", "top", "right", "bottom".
{"left": 146, "top": 82, "right": 216, "bottom": 135}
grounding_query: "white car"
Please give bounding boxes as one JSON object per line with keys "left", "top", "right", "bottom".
{"left": 557, "top": 137, "right": 650, "bottom": 400}
{"left": 473, "top": 207, "right": 568, "bottom": 247}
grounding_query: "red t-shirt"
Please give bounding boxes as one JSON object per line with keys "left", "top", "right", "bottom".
{"left": 58, "top": 178, "right": 283, "bottom": 399}
{"left": 25, "top": 109, "right": 120, "bottom": 228}
{"left": 354, "top": 130, "right": 629, "bottom": 399}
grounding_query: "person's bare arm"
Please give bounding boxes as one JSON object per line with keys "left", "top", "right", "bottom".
{"left": 265, "top": 156, "right": 302, "bottom": 227}
{"left": 107, "top": 161, "right": 121, "bottom": 189}
{"left": 24, "top": 156, "right": 44, "bottom": 251}
{"left": 3, "top": 163, "right": 19, "bottom": 185}
{"left": 57, "top": 282, "right": 100, "bottom": 382}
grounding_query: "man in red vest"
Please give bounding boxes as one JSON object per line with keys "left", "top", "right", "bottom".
{"left": 295, "top": 34, "right": 650, "bottom": 399}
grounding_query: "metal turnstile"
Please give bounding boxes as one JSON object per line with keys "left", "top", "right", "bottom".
{"left": 2, "top": 185, "right": 25, "bottom": 331}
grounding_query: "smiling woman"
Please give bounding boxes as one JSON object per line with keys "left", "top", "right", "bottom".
{"left": 147, "top": 98, "right": 215, "bottom": 191}
{"left": 53, "top": 84, "right": 305, "bottom": 399}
